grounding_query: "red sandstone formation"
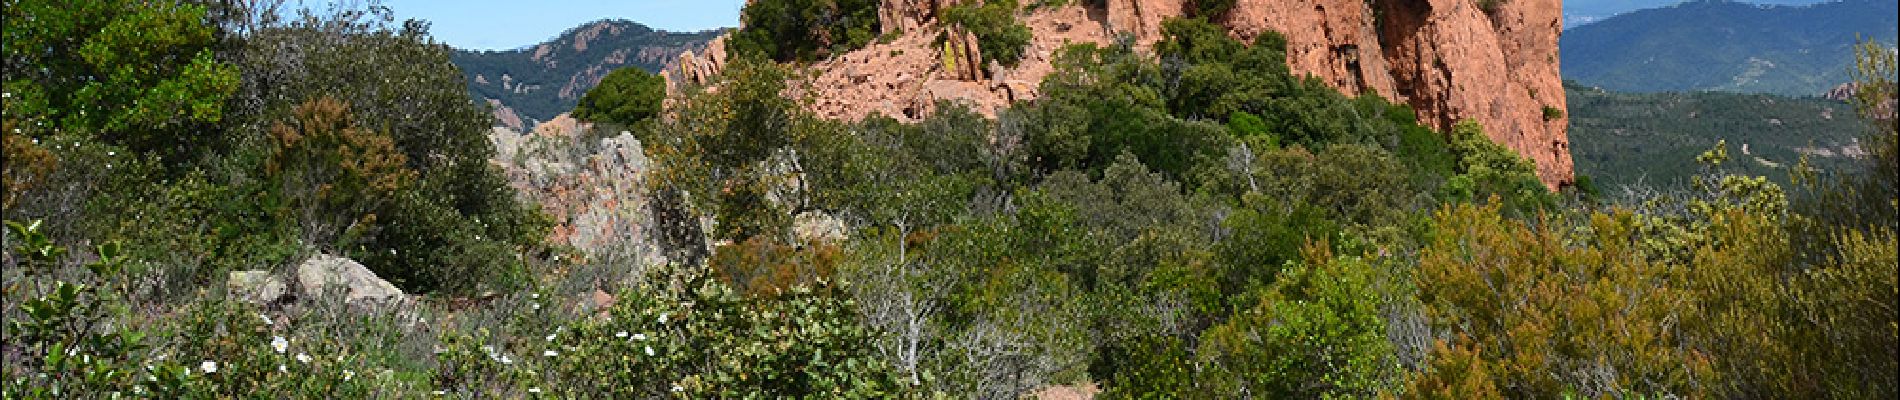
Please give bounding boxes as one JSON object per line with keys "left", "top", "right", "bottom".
{"left": 665, "top": 0, "right": 1574, "bottom": 188}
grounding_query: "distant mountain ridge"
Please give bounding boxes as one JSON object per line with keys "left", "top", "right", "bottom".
{"left": 1563, "top": 0, "right": 1831, "bottom": 29}
{"left": 452, "top": 20, "right": 721, "bottom": 130}
{"left": 1561, "top": 0, "right": 1898, "bottom": 96}
{"left": 1567, "top": 81, "right": 1868, "bottom": 191}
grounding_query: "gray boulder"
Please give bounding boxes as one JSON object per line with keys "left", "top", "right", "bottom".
{"left": 295, "top": 254, "right": 408, "bottom": 308}
{"left": 227, "top": 270, "right": 288, "bottom": 305}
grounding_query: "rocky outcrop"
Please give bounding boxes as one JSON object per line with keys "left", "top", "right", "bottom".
{"left": 664, "top": 35, "right": 729, "bottom": 97}
{"left": 489, "top": 118, "right": 672, "bottom": 267}
{"left": 296, "top": 254, "right": 409, "bottom": 309}
{"left": 228, "top": 270, "right": 289, "bottom": 305}
{"left": 1106, "top": 0, "right": 1185, "bottom": 44}
{"left": 669, "top": 0, "right": 1574, "bottom": 188}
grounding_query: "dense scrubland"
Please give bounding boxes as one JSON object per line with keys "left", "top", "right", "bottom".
{"left": 3, "top": 0, "right": 1895, "bottom": 398}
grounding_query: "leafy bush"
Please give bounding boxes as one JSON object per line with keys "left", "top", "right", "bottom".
{"left": 1197, "top": 251, "right": 1400, "bottom": 398}
{"left": 941, "top": 0, "right": 1033, "bottom": 68}
{"left": 1444, "top": 120, "right": 1556, "bottom": 214}
{"left": 572, "top": 67, "right": 667, "bottom": 127}
{"left": 727, "top": 0, "right": 882, "bottom": 62}
{"left": 434, "top": 264, "right": 903, "bottom": 397}
{"left": 1190, "top": 0, "right": 1237, "bottom": 19}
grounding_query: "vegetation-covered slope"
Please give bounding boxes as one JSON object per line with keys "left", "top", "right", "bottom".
{"left": 1567, "top": 81, "right": 1869, "bottom": 190}
{"left": 4, "top": 0, "right": 1895, "bottom": 398}
{"left": 451, "top": 20, "right": 718, "bottom": 126}
{"left": 1562, "top": 0, "right": 1898, "bottom": 95}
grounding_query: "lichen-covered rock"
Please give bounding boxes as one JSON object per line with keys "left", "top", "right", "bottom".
{"left": 294, "top": 254, "right": 408, "bottom": 309}
{"left": 227, "top": 270, "right": 288, "bottom": 305}
{"left": 793, "top": 211, "right": 848, "bottom": 243}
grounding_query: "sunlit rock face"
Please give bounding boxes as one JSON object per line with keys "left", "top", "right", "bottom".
{"left": 667, "top": 0, "right": 1573, "bottom": 188}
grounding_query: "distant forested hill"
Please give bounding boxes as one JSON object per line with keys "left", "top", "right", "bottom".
{"left": 451, "top": 20, "right": 720, "bottom": 129}
{"left": 1561, "top": 0, "right": 1897, "bottom": 96}
{"left": 1567, "top": 81, "right": 1871, "bottom": 191}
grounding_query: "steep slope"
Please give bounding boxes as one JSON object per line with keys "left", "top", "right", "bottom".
{"left": 1562, "top": 0, "right": 1898, "bottom": 96}
{"left": 454, "top": 20, "right": 720, "bottom": 130}
{"left": 670, "top": 0, "right": 1576, "bottom": 188}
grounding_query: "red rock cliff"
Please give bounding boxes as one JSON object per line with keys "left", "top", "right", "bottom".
{"left": 668, "top": 0, "right": 1574, "bottom": 188}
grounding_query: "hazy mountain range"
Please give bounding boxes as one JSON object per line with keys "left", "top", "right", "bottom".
{"left": 452, "top": 20, "right": 720, "bottom": 129}
{"left": 1562, "top": 0, "right": 1898, "bottom": 96}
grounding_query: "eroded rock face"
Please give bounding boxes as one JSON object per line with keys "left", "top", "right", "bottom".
{"left": 667, "top": 0, "right": 1574, "bottom": 188}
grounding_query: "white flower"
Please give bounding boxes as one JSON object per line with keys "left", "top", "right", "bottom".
{"left": 296, "top": 353, "right": 312, "bottom": 363}
{"left": 342, "top": 369, "right": 354, "bottom": 381}
{"left": 433, "top": 390, "right": 447, "bottom": 395}
{"left": 615, "top": 331, "right": 628, "bottom": 339}
{"left": 633, "top": 333, "right": 647, "bottom": 341}
{"left": 278, "top": 364, "right": 287, "bottom": 373}
{"left": 658, "top": 313, "right": 669, "bottom": 324}
{"left": 271, "top": 336, "right": 289, "bottom": 353}
{"left": 200, "top": 361, "right": 218, "bottom": 374}
{"left": 258, "top": 313, "right": 272, "bottom": 326}
{"left": 530, "top": 293, "right": 540, "bottom": 299}
{"left": 643, "top": 346, "right": 654, "bottom": 356}
{"left": 528, "top": 387, "right": 542, "bottom": 394}
{"left": 531, "top": 302, "right": 542, "bottom": 310}
{"left": 543, "top": 350, "right": 558, "bottom": 357}
{"left": 545, "top": 333, "right": 557, "bottom": 342}
{"left": 671, "top": 384, "right": 683, "bottom": 392}
{"left": 499, "top": 355, "right": 514, "bottom": 365}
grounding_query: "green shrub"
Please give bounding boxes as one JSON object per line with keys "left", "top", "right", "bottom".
{"left": 1541, "top": 105, "right": 1564, "bottom": 121}
{"left": 1191, "top": 0, "right": 1237, "bottom": 18}
{"left": 1197, "top": 253, "right": 1400, "bottom": 398}
{"left": 727, "top": 0, "right": 882, "bottom": 62}
{"left": 1445, "top": 120, "right": 1555, "bottom": 214}
{"left": 434, "top": 264, "right": 903, "bottom": 397}
{"left": 941, "top": 0, "right": 1033, "bottom": 68}
{"left": 572, "top": 67, "right": 666, "bottom": 127}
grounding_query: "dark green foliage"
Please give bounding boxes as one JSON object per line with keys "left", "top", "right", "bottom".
{"left": 451, "top": 20, "right": 719, "bottom": 123}
{"left": 941, "top": 0, "right": 1033, "bottom": 68}
{"left": 33, "top": 0, "right": 1898, "bottom": 397}
{"left": 1475, "top": 0, "right": 1505, "bottom": 15}
{"left": 1213, "top": 202, "right": 1336, "bottom": 296}
{"left": 1567, "top": 81, "right": 1868, "bottom": 190}
{"left": 1190, "top": 0, "right": 1236, "bottom": 18}
{"left": 572, "top": 67, "right": 666, "bottom": 127}
{"left": 518, "top": 266, "right": 901, "bottom": 397}
{"left": 0, "top": 0, "right": 240, "bottom": 162}
{"left": 1561, "top": 0, "right": 1899, "bottom": 95}
{"left": 1541, "top": 105, "right": 1564, "bottom": 121}
{"left": 1021, "top": 39, "right": 1236, "bottom": 179}
{"left": 1196, "top": 255, "right": 1400, "bottom": 398}
{"left": 728, "top": 0, "right": 881, "bottom": 63}
{"left": 1445, "top": 120, "right": 1557, "bottom": 214}
{"left": 231, "top": 8, "right": 550, "bottom": 293}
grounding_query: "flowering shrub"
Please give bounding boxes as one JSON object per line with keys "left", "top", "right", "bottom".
{"left": 434, "top": 263, "right": 903, "bottom": 398}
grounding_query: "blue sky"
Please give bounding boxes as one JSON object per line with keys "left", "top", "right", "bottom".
{"left": 291, "top": 1, "right": 1835, "bottom": 50}
{"left": 372, "top": 0, "right": 744, "bottom": 50}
